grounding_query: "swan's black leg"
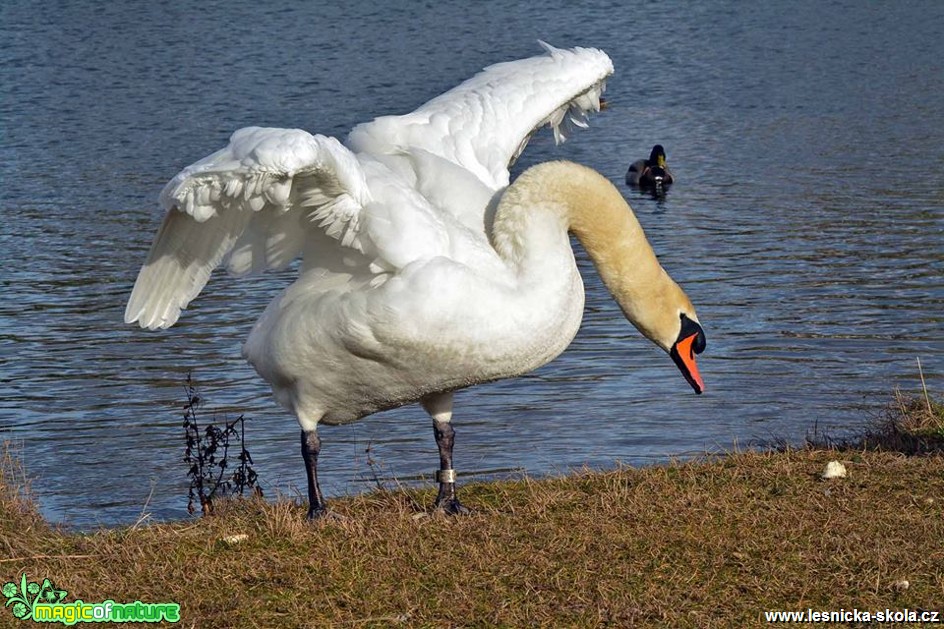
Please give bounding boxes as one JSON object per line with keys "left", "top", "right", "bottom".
{"left": 433, "top": 419, "right": 469, "bottom": 514}
{"left": 301, "top": 429, "right": 328, "bottom": 519}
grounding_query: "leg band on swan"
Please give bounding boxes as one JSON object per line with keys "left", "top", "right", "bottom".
{"left": 436, "top": 469, "right": 457, "bottom": 483}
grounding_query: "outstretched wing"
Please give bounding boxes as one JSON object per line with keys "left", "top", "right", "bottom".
{"left": 125, "top": 127, "right": 372, "bottom": 330}
{"left": 347, "top": 42, "right": 613, "bottom": 190}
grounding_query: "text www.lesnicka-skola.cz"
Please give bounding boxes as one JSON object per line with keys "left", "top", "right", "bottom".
{"left": 765, "top": 608, "right": 940, "bottom": 623}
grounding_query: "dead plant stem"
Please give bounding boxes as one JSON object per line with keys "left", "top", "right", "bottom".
{"left": 917, "top": 357, "right": 932, "bottom": 415}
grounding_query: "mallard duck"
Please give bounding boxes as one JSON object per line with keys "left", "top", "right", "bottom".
{"left": 626, "top": 144, "right": 674, "bottom": 188}
{"left": 125, "top": 44, "right": 705, "bottom": 519}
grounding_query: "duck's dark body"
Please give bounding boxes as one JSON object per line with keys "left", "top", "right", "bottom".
{"left": 626, "top": 144, "right": 674, "bottom": 188}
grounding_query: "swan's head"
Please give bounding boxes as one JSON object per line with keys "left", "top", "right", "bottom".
{"left": 622, "top": 286, "right": 705, "bottom": 395}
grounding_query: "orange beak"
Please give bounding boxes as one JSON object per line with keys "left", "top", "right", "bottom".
{"left": 670, "top": 333, "right": 705, "bottom": 394}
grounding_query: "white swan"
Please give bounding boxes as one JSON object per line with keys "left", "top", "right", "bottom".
{"left": 125, "top": 43, "right": 706, "bottom": 518}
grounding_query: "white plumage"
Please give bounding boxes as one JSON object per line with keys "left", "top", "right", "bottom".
{"left": 126, "top": 43, "right": 611, "bottom": 334}
{"left": 126, "top": 43, "right": 704, "bottom": 518}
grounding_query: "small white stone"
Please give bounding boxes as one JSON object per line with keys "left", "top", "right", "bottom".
{"left": 893, "top": 579, "right": 910, "bottom": 591}
{"left": 222, "top": 533, "right": 249, "bottom": 545}
{"left": 822, "top": 461, "right": 847, "bottom": 479}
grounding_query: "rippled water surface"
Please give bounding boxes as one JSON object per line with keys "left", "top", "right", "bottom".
{"left": 2, "top": 0, "right": 942, "bottom": 528}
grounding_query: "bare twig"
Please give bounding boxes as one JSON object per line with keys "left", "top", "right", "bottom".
{"left": 917, "top": 357, "right": 932, "bottom": 415}
{"left": 0, "top": 554, "right": 94, "bottom": 564}
{"left": 182, "top": 374, "right": 261, "bottom": 516}
{"left": 129, "top": 482, "right": 156, "bottom": 533}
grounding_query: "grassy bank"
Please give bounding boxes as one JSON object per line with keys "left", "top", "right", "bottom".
{"left": 2, "top": 395, "right": 942, "bottom": 627}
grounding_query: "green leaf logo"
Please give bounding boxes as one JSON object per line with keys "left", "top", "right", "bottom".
{"left": 3, "top": 574, "right": 68, "bottom": 621}
{"left": 38, "top": 579, "right": 67, "bottom": 604}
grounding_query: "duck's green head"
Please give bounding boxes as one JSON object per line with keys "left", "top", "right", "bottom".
{"left": 649, "top": 144, "right": 667, "bottom": 168}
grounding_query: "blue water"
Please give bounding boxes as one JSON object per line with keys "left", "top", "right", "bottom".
{"left": 1, "top": 0, "right": 942, "bottom": 528}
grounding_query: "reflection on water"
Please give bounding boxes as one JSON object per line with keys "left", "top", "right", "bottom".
{"left": 1, "top": 0, "right": 942, "bottom": 528}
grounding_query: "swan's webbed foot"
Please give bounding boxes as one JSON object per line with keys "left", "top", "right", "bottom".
{"left": 434, "top": 495, "right": 470, "bottom": 516}
{"left": 306, "top": 504, "right": 329, "bottom": 521}
{"left": 306, "top": 505, "right": 348, "bottom": 522}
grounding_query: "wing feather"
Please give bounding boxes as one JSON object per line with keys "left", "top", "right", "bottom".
{"left": 126, "top": 203, "right": 252, "bottom": 330}
{"left": 347, "top": 42, "right": 613, "bottom": 190}
{"left": 125, "top": 127, "right": 371, "bottom": 329}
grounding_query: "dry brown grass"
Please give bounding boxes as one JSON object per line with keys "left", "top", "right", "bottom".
{"left": 808, "top": 389, "right": 944, "bottom": 456}
{"left": 2, "top": 447, "right": 942, "bottom": 628}
{"left": 0, "top": 442, "right": 51, "bottom": 560}
{"left": 855, "top": 388, "right": 944, "bottom": 455}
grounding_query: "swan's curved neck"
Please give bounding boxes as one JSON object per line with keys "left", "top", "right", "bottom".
{"left": 492, "top": 161, "right": 692, "bottom": 350}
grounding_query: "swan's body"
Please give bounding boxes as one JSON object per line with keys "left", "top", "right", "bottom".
{"left": 626, "top": 144, "right": 674, "bottom": 189}
{"left": 126, "top": 44, "right": 706, "bottom": 517}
